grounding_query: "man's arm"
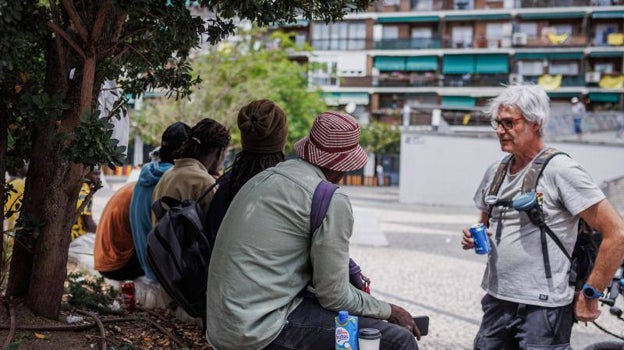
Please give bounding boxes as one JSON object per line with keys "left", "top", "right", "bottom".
{"left": 575, "top": 199, "right": 624, "bottom": 321}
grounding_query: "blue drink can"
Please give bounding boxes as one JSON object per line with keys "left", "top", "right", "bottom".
{"left": 470, "top": 223, "right": 491, "bottom": 255}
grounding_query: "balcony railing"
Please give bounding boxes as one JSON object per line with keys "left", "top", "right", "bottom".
{"left": 311, "top": 39, "right": 367, "bottom": 51}
{"left": 523, "top": 35, "right": 588, "bottom": 48}
{"left": 375, "top": 38, "right": 441, "bottom": 50}
{"left": 442, "top": 74, "right": 509, "bottom": 87}
{"left": 520, "top": 0, "right": 591, "bottom": 6}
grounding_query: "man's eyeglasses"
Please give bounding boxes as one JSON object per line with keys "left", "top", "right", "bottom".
{"left": 490, "top": 117, "right": 524, "bottom": 130}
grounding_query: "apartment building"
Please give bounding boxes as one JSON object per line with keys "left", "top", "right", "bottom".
{"left": 278, "top": 0, "right": 624, "bottom": 129}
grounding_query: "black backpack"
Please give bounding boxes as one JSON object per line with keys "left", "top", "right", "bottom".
{"left": 146, "top": 182, "right": 218, "bottom": 323}
{"left": 486, "top": 147, "right": 602, "bottom": 291}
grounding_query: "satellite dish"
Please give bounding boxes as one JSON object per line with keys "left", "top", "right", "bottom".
{"left": 345, "top": 102, "right": 356, "bottom": 114}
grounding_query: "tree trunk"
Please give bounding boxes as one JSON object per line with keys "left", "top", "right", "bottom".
{"left": 25, "top": 55, "right": 96, "bottom": 319}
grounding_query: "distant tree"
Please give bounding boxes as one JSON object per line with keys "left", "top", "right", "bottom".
{"left": 360, "top": 121, "right": 402, "bottom": 157}
{"left": 134, "top": 28, "right": 325, "bottom": 153}
{"left": 0, "top": 0, "right": 373, "bottom": 320}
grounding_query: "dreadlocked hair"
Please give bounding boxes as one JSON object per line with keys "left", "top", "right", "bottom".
{"left": 227, "top": 150, "right": 285, "bottom": 201}
{"left": 175, "top": 118, "right": 230, "bottom": 159}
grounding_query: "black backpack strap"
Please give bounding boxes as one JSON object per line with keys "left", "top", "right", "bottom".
{"left": 486, "top": 154, "right": 513, "bottom": 222}
{"left": 520, "top": 147, "right": 571, "bottom": 279}
{"left": 152, "top": 196, "right": 182, "bottom": 220}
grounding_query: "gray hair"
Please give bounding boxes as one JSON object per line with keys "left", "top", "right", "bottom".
{"left": 485, "top": 84, "right": 550, "bottom": 135}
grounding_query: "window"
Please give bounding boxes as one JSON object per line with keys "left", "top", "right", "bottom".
{"left": 412, "top": 0, "right": 433, "bottom": 10}
{"left": 384, "top": 0, "right": 400, "bottom": 5}
{"left": 312, "top": 21, "right": 366, "bottom": 50}
{"left": 452, "top": 26, "right": 473, "bottom": 48}
{"left": 517, "top": 61, "right": 544, "bottom": 76}
{"left": 594, "top": 63, "right": 613, "bottom": 74}
{"left": 309, "top": 60, "right": 338, "bottom": 87}
{"left": 383, "top": 26, "right": 399, "bottom": 39}
{"left": 549, "top": 62, "right": 578, "bottom": 75}
{"left": 518, "top": 23, "right": 538, "bottom": 38}
{"left": 595, "top": 24, "right": 618, "bottom": 46}
{"left": 553, "top": 25, "right": 573, "bottom": 35}
{"left": 411, "top": 28, "right": 432, "bottom": 39}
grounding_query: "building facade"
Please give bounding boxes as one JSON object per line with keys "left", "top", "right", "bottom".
{"left": 279, "top": 0, "right": 623, "bottom": 130}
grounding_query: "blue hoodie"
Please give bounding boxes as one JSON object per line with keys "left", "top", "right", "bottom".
{"left": 129, "top": 161, "right": 173, "bottom": 281}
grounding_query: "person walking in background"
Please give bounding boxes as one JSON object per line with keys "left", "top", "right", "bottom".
{"left": 461, "top": 84, "right": 624, "bottom": 349}
{"left": 204, "top": 99, "right": 287, "bottom": 248}
{"left": 206, "top": 111, "right": 420, "bottom": 350}
{"left": 376, "top": 162, "right": 384, "bottom": 187}
{"left": 129, "top": 122, "right": 190, "bottom": 282}
{"left": 571, "top": 96, "right": 585, "bottom": 141}
{"left": 94, "top": 182, "right": 144, "bottom": 281}
{"left": 152, "top": 118, "right": 230, "bottom": 220}
{"left": 71, "top": 165, "right": 101, "bottom": 241}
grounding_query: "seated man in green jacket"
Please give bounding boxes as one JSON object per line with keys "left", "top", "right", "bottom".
{"left": 206, "top": 111, "right": 420, "bottom": 350}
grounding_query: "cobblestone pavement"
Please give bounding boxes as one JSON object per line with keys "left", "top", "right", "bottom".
{"left": 343, "top": 186, "right": 623, "bottom": 350}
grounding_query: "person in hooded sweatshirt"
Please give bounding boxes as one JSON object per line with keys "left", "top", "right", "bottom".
{"left": 129, "top": 122, "right": 190, "bottom": 282}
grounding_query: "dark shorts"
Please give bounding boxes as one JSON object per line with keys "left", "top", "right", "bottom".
{"left": 474, "top": 294, "right": 573, "bottom": 350}
{"left": 265, "top": 292, "right": 418, "bottom": 350}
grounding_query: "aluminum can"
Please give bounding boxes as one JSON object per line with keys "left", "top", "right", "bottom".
{"left": 121, "top": 280, "right": 136, "bottom": 312}
{"left": 470, "top": 223, "right": 491, "bottom": 255}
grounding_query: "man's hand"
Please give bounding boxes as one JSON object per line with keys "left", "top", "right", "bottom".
{"left": 461, "top": 228, "right": 475, "bottom": 250}
{"left": 462, "top": 224, "right": 492, "bottom": 250}
{"left": 574, "top": 293, "right": 601, "bottom": 322}
{"left": 388, "top": 304, "right": 421, "bottom": 340}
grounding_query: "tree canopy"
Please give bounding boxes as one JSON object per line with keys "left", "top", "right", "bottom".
{"left": 0, "top": 0, "right": 374, "bottom": 319}
{"left": 133, "top": 29, "right": 326, "bottom": 153}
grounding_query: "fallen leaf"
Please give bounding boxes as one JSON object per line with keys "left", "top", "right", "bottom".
{"left": 34, "top": 332, "right": 48, "bottom": 339}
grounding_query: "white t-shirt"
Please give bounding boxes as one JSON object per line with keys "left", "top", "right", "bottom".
{"left": 473, "top": 151, "right": 605, "bottom": 307}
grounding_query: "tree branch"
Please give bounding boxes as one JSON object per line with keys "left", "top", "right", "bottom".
{"left": 59, "top": 0, "right": 89, "bottom": 44}
{"left": 47, "top": 22, "right": 86, "bottom": 60}
{"left": 91, "top": 1, "right": 113, "bottom": 44}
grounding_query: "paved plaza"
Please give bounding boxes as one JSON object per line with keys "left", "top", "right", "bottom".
{"left": 92, "top": 180, "right": 622, "bottom": 349}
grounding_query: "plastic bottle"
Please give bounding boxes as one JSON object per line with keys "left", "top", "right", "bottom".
{"left": 121, "top": 280, "right": 136, "bottom": 312}
{"left": 335, "top": 310, "right": 358, "bottom": 350}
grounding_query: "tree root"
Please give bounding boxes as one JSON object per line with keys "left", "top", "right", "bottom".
{"left": 76, "top": 309, "right": 106, "bottom": 350}
{"left": 1, "top": 300, "right": 16, "bottom": 348}
{"left": 142, "top": 315, "right": 188, "bottom": 349}
{"left": 0, "top": 316, "right": 136, "bottom": 331}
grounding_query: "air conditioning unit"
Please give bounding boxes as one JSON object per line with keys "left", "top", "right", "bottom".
{"left": 585, "top": 71, "right": 601, "bottom": 83}
{"left": 512, "top": 33, "right": 528, "bottom": 46}
{"left": 509, "top": 74, "right": 524, "bottom": 84}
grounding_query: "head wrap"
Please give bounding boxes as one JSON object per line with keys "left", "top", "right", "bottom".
{"left": 237, "top": 100, "right": 288, "bottom": 153}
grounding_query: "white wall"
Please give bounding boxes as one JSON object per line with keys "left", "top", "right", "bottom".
{"left": 399, "top": 132, "right": 624, "bottom": 207}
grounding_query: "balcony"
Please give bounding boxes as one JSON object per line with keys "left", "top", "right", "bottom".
{"left": 377, "top": 72, "right": 440, "bottom": 87}
{"left": 375, "top": 37, "right": 441, "bottom": 50}
{"left": 311, "top": 39, "right": 367, "bottom": 51}
{"left": 441, "top": 74, "right": 509, "bottom": 87}
{"left": 523, "top": 35, "right": 588, "bottom": 48}
{"left": 520, "top": 0, "right": 591, "bottom": 6}
{"left": 340, "top": 76, "right": 373, "bottom": 87}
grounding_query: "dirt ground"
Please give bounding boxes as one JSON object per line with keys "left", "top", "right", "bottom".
{"left": 0, "top": 298, "right": 212, "bottom": 349}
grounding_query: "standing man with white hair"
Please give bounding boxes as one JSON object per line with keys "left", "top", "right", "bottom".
{"left": 206, "top": 111, "right": 420, "bottom": 350}
{"left": 461, "top": 84, "right": 624, "bottom": 349}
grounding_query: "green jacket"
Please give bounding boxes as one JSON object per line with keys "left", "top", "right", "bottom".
{"left": 206, "top": 159, "right": 391, "bottom": 350}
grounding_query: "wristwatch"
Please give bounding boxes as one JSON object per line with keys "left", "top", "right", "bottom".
{"left": 581, "top": 284, "right": 604, "bottom": 300}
